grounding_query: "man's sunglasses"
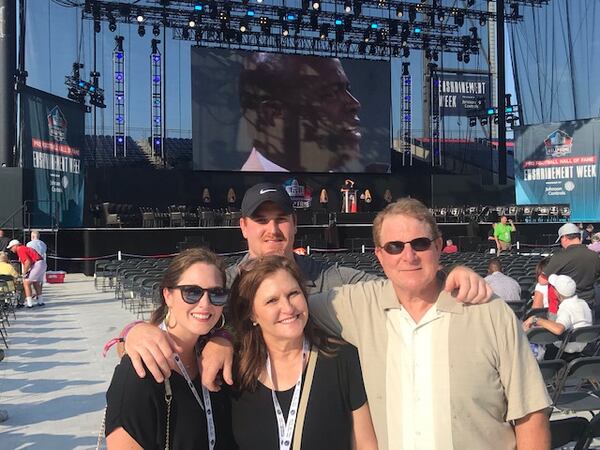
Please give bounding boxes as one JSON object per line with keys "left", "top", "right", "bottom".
{"left": 170, "top": 285, "right": 229, "bottom": 306}
{"left": 381, "top": 237, "right": 436, "bottom": 255}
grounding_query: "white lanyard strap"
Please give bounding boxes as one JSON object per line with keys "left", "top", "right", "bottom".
{"left": 160, "top": 322, "right": 216, "bottom": 450}
{"left": 266, "top": 338, "right": 310, "bottom": 450}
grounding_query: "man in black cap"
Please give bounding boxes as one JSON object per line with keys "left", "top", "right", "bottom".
{"left": 122, "top": 182, "right": 492, "bottom": 390}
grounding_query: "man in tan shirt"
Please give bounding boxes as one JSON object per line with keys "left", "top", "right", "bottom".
{"left": 309, "top": 198, "right": 551, "bottom": 450}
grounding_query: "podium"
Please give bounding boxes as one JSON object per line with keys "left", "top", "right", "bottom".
{"left": 340, "top": 188, "right": 358, "bottom": 213}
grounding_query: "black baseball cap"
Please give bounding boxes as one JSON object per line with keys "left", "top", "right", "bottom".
{"left": 241, "top": 183, "right": 294, "bottom": 217}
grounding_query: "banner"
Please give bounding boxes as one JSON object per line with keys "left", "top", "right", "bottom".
{"left": 433, "top": 72, "right": 490, "bottom": 117}
{"left": 21, "top": 86, "right": 85, "bottom": 228}
{"left": 515, "top": 119, "right": 600, "bottom": 221}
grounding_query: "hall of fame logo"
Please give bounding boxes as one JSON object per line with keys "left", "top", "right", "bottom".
{"left": 284, "top": 179, "right": 312, "bottom": 209}
{"left": 47, "top": 106, "right": 68, "bottom": 142}
{"left": 544, "top": 129, "right": 573, "bottom": 157}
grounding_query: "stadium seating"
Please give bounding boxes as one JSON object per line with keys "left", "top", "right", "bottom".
{"left": 83, "top": 135, "right": 152, "bottom": 168}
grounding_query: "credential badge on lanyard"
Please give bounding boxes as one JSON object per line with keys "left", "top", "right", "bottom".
{"left": 160, "top": 321, "right": 216, "bottom": 450}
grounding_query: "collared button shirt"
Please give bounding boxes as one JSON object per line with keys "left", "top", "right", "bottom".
{"left": 309, "top": 280, "right": 552, "bottom": 450}
{"left": 387, "top": 304, "right": 451, "bottom": 450}
{"left": 484, "top": 271, "right": 522, "bottom": 303}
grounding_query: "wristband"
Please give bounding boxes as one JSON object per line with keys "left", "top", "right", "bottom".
{"left": 102, "top": 320, "right": 144, "bottom": 357}
{"left": 102, "top": 337, "right": 124, "bottom": 357}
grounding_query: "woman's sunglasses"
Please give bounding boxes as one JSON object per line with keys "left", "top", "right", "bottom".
{"left": 170, "top": 285, "right": 229, "bottom": 306}
{"left": 381, "top": 237, "right": 436, "bottom": 255}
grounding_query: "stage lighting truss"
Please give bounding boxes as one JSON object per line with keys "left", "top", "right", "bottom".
{"left": 113, "top": 35, "right": 127, "bottom": 157}
{"left": 400, "top": 62, "right": 412, "bottom": 166}
{"left": 151, "top": 39, "right": 164, "bottom": 160}
{"left": 79, "top": 0, "right": 551, "bottom": 61}
{"left": 429, "top": 66, "right": 442, "bottom": 167}
{"left": 467, "top": 95, "right": 520, "bottom": 129}
{"left": 65, "top": 62, "right": 106, "bottom": 109}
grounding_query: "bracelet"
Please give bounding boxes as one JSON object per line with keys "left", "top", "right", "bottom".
{"left": 102, "top": 320, "right": 144, "bottom": 357}
{"left": 102, "top": 337, "right": 124, "bottom": 357}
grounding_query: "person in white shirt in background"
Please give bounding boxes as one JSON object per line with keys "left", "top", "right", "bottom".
{"left": 523, "top": 274, "right": 593, "bottom": 361}
{"left": 27, "top": 230, "right": 47, "bottom": 260}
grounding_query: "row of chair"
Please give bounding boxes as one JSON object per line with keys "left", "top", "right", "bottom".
{"left": 0, "top": 275, "right": 19, "bottom": 348}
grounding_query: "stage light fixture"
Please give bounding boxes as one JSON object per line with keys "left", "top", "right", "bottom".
{"left": 437, "top": 9, "right": 445, "bottom": 21}
{"left": 319, "top": 23, "right": 329, "bottom": 39}
{"left": 282, "top": 23, "right": 289, "bottom": 36}
{"left": 486, "top": 108, "right": 495, "bottom": 115}
{"left": 470, "top": 27, "right": 478, "bottom": 40}
{"left": 239, "top": 17, "right": 250, "bottom": 32}
{"left": 209, "top": 0, "right": 218, "bottom": 19}
{"left": 353, "top": 1, "right": 362, "bottom": 17}
{"left": 414, "top": 26, "right": 421, "bottom": 34}
{"left": 138, "top": 25, "right": 146, "bottom": 36}
{"left": 189, "top": 18, "right": 196, "bottom": 28}
{"left": 194, "top": 1, "right": 203, "bottom": 11}
{"left": 344, "top": 17, "right": 352, "bottom": 31}
{"left": 432, "top": 51, "right": 439, "bottom": 61}
{"left": 464, "top": 53, "right": 470, "bottom": 63}
{"left": 260, "top": 16, "right": 271, "bottom": 34}
{"left": 136, "top": 11, "right": 145, "bottom": 23}
{"left": 312, "top": 1, "right": 320, "bottom": 10}
{"left": 469, "top": 117, "right": 477, "bottom": 127}
{"left": 335, "top": 18, "right": 342, "bottom": 26}
{"left": 466, "top": 0, "right": 475, "bottom": 6}
{"left": 182, "top": 27, "right": 189, "bottom": 39}
{"left": 336, "top": 28, "right": 344, "bottom": 42}
{"left": 454, "top": 12, "right": 464, "bottom": 27}
{"left": 408, "top": 6, "right": 416, "bottom": 22}
{"left": 457, "top": 51, "right": 463, "bottom": 62}
{"left": 392, "top": 45, "right": 399, "bottom": 57}
{"left": 389, "top": 20, "right": 398, "bottom": 36}
{"left": 479, "top": 14, "right": 487, "bottom": 26}
{"left": 363, "top": 29, "right": 370, "bottom": 42}
{"left": 358, "top": 41, "right": 366, "bottom": 54}
{"left": 310, "top": 11, "right": 318, "bottom": 30}
{"left": 109, "top": 20, "right": 117, "bottom": 32}
{"left": 403, "top": 46, "right": 410, "bottom": 58}
{"left": 344, "top": 1, "right": 352, "bottom": 13}
{"left": 396, "top": 5, "right": 403, "bottom": 17}
{"left": 246, "top": 10, "right": 255, "bottom": 17}
{"left": 153, "top": 24, "right": 161, "bottom": 36}
{"left": 257, "top": 0, "right": 263, "bottom": 3}
{"left": 402, "top": 62, "right": 410, "bottom": 76}
{"left": 425, "top": 49, "right": 432, "bottom": 59}
{"left": 510, "top": 3, "right": 519, "bottom": 18}
{"left": 480, "top": 117, "right": 488, "bottom": 126}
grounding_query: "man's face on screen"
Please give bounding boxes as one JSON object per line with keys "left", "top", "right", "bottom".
{"left": 294, "top": 59, "right": 362, "bottom": 170}
{"left": 246, "top": 57, "right": 362, "bottom": 171}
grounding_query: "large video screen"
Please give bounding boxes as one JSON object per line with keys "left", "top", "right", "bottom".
{"left": 191, "top": 48, "right": 390, "bottom": 172}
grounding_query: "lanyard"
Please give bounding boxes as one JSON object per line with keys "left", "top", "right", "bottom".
{"left": 160, "top": 322, "right": 216, "bottom": 450}
{"left": 266, "top": 338, "right": 309, "bottom": 450}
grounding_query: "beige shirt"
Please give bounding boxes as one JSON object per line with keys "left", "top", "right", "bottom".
{"left": 310, "top": 279, "right": 551, "bottom": 450}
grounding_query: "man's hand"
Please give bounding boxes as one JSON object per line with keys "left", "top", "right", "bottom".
{"left": 199, "top": 337, "right": 234, "bottom": 392}
{"left": 522, "top": 317, "right": 535, "bottom": 331}
{"left": 444, "top": 265, "right": 493, "bottom": 304}
{"left": 124, "top": 323, "right": 182, "bottom": 382}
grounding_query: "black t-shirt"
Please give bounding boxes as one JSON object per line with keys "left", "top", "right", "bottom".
{"left": 545, "top": 244, "right": 600, "bottom": 303}
{"left": 231, "top": 343, "right": 367, "bottom": 450}
{"left": 105, "top": 355, "right": 234, "bottom": 450}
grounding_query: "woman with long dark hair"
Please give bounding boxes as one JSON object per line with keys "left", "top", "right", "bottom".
{"left": 229, "top": 255, "right": 377, "bottom": 450}
{"left": 105, "top": 248, "right": 234, "bottom": 450}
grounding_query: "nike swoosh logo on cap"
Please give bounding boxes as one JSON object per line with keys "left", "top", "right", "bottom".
{"left": 259, "top": 189, "right": 277, "bottom": 194}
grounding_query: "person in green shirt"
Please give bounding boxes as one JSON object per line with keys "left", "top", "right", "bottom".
{"left": 494, "top": 215, "right": 516, "bottom": 255}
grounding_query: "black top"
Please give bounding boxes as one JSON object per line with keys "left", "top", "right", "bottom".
{"left": 105, "top": 355, "right": 234, "bottom": 450}
{"left": 231, "top": 343, "right": 367, "bottom": 450}
{"left": 545, "top": 244, "right": 600, "bottom": 303}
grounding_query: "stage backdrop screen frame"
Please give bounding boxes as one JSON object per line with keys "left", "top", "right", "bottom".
{"left": 191, "top": 48, "right": 391, "bottom": 173}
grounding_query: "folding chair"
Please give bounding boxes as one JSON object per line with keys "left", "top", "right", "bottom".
{"left": 553, "top": 357, "right": 600, "bottom": 412}
{"left": 538, "top": 359, "right": 567, "bottom": 402}
{"left": 550, "top": 417, "right": 589, "bottom": 449}
{"left": 556, "top": 325, "right": 600, "bottom": 360}
{"left": 574, "top": 413, "right": 600, "bottom": 450}
{"left": 527, "top": 327, "right": 566, "bottom": 346}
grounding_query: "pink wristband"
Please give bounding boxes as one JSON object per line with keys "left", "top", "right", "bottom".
{"left": 102, "top": 320, "right": 144, "bottom": 357}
